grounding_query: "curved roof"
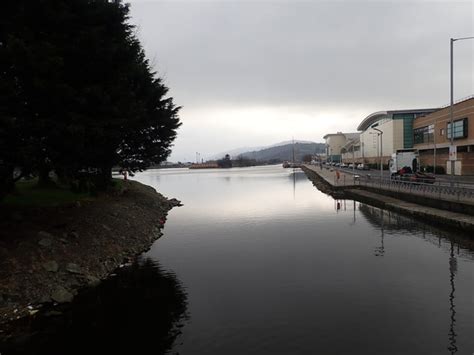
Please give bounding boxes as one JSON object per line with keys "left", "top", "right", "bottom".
{"left": 323, "top": 132, "right": 359, "bottom": 140}
{"left": 357, "top": 111, "right": 389, "bottom": 131}
{"left": 322, "top": 133, "right": 344, "bottom": 139}
{"left": 357, "top": 108, "right": 439, "bottom": 131}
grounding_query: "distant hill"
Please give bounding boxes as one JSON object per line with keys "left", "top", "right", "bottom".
{"left": 208, "top": 145, "right": 264, "bottom": 161}
{"left": 238, "top": 142, "right": 325, "bottom": 162}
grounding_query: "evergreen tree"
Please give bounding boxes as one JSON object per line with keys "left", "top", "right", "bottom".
{"left": 0, "top": 0, "right": 181, "bottom": 196}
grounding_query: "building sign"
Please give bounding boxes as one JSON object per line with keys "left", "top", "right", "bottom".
{"left": 449, "top": 145, "right": 457, "bottom": 161}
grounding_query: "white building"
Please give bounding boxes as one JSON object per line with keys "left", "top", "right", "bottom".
{"left": 323, "top": 132, "right": 359, "bottom": 162}
{"left": 341, "top": 137, "right": 361, "bottom": 163}
{"left": 357, "top": 109, "right": 437, "bottom": 165}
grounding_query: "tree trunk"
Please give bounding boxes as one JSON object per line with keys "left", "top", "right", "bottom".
{"left": 0, "top": 165, "right": 15, "bottom": 200}
{"left": 97, "top": 165, "right": 112, "bottom": 190}
{"left": 37, "top": 165, "right": 53, "bottom": 188}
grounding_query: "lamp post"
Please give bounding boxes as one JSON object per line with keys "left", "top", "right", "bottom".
{"left": 449, "top": 36, "right": 474, "bottom": 178}
{"left": 372, "top": 126, "right": 383, "bottom": 179}
{"left": 352, "top": 143, "right": 355, "bottom": 173}
{"left": 433, "top": 118, "right": 436, "bottom": 176}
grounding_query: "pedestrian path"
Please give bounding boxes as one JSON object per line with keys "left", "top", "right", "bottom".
{"left": 304, "top": 164, "right": 357, "bottom": 187}
{"left": 303, "top": 164, "right": 474, "bottom": 206}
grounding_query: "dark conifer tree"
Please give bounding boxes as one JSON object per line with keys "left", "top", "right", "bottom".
{"left": 0, "top": 0, "right": 181, "bottom": 196}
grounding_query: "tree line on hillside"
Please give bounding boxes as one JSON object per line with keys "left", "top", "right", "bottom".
{"left": 0, "top": 0, "right": 181, "bottom": 199}
{"left": 238, "top": 142, "right": 325, "bottom": 162}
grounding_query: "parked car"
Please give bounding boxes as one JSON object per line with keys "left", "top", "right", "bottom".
{"left": 357, "top": 163, "right": 370, "bottom": 170}
{"left": 391, "top": 166, "right": 435, "bottom": 184}
{"left": 340, "top": 163, "right": 347, "bottom": 168}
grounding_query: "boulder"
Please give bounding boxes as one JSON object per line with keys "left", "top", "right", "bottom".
{"left": 38, "top": 238, "right": 52, "bottom": 248}
{"left": 42, "top": 261, "right": 59, "bottom": 272}
{"left": 66, "top": 263, "right": 82, "bottom": 274}
{"left": 51, "top": 287, "right": 74, "bottom": 303}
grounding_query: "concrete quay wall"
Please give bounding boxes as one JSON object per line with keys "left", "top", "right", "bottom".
{"left": 301, "top": 165, "right": 474, "bottom": 235}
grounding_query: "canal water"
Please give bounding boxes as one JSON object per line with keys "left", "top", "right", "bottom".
{"left": 3, "top": 165, "right": 473, "bottom": 354}
{"left": 134, "top": 165, "right": 474, "bottom": 355}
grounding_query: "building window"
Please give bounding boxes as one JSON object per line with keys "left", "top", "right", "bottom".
{"left": 447, "top": 118, "right": 468, "bottom": 139}
{"left": 414, "top": 124, "right": 434, "bottom": 144}
{"left": 440, "top": 128, "right": 444, "bottom": 136}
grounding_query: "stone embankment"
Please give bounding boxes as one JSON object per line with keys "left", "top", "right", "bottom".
{"left": 0, "top": 180, "right": 181, "bottom": 328}
{"left": 301, "top": 165, "right": 474, "bottom": 235}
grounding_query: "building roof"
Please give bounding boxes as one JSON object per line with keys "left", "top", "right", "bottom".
{"left": 323, "top": 132, "right": 359, "bottom": 140}
{"left": 357, "top": 108, "right": 438, "bottom": 131}
{"left": 341, "top": 137, "right": 360, "bottom": 151}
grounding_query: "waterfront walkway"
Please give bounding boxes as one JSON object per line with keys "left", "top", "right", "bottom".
{"left": 302, "top": 164, "right": 474, "bottom": 234}
{"left": 303, "top": 164, "right": 474, "bottom": 206}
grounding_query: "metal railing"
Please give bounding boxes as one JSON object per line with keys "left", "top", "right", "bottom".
{"left": 306, "top": 164, "right": 474, "bottom": 203}
{"left": 353, "top": 174, "right": 474, "bottom": 203}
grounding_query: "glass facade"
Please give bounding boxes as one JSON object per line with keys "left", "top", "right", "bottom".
{"left": 414, "top": 124, "right": 434, "bottom": 144}
{"left": 447, "top": 118, "right": 468, "bottom": 139}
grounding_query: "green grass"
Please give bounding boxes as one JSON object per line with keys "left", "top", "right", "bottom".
{"left": 1, "top": 179, "right": 93, "bottom": 207}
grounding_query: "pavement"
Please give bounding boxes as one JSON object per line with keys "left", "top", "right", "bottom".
{"left": 336, "top": 165, "right": 474, "bottom": 188}
{"left": 302, "top": 164, "right": 474, "bottom": 234}
{"left": 304, "top": 164, "right": 474, "bottom": 205}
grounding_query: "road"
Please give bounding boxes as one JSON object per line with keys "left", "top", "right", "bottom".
{"left": 323, "top": 165, "right": 474, "bottom": 188}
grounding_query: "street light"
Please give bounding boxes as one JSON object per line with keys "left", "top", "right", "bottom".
{"left": 449, "top": 36, "right": 474, "bottom": 177}
{"left": 371, "top": 125, "right": 383, "bottom": 179}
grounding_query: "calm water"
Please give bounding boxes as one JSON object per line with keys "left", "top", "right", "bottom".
{"left": 134, "top": 165, "right": 474, "bottom": 355}
{"left": 2, "top": 165, "right": 473, "bottom": 355}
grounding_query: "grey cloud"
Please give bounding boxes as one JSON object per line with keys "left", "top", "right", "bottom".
{"left": 130, "top": 1, "right": 473, "bottom": 109}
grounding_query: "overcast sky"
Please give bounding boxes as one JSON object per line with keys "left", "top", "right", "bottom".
{"left": 128, "top": 0, "right": 473, "bottom": 162}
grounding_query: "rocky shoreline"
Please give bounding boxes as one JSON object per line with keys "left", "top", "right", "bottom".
{"left": 0, "top": 180, "right": 180, "bottom": 331}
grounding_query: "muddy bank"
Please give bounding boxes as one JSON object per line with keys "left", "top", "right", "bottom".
{"left": 0, "top": 180, "right": 180, "bottom": 329}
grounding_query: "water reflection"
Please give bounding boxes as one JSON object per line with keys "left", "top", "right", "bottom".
{"left": 358, "top": 204, "right": 474, "bottom": 256}
{"left": 357, "top": 204, "right": 467, "bottom": 354}
{"left": 448, "top": 242, "right": 458, "bottom": 354}
{"left": 0, "top": 258, "right": 188, "bottom": 355}
{"left": 133, "top": 166, "right": 473, "bottom": 354}
{"left": 374, "top": 208, "right": 385, "bottom": 257}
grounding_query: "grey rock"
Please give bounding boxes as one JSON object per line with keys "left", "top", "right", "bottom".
{"left": 38, "top": 231, "right": 54, "bottom": 239}
{"left": 42, "top": 261, "right": 59, "bottom": 272}
{"left": 38, "top": 238, "right": 52, "bottom": 248}
{"left": 86, "top": 275, "right": 101, "bottom": 287}
{"left": 51, "top": 287, "right": 73, "bottom": 303}
{"left": 66, "top": 263, "right": 82, "bottom": 274}
{"left": 69, "top": 231, "right": 79, "bottom": 239}
{"left": 39, "top": 294, "right": 51, "bottom": 303}
{"left": 59, "top": 238, "right": 68, "bottom": 244}
{"left": 102, "top": 224, "right": 112, "bottom": 231}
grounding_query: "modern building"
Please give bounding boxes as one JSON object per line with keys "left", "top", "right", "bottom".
{"left": 341, "top": 137, "right": 361, "bottom": 163}
{"left": 413, "top": 96, "right": 474, "bottom": 175}
{"left": 357, "top": 108, "right": 437, "bottom": 165}
{"left": 323, "top": 132, "right": 359, "bottom": 162}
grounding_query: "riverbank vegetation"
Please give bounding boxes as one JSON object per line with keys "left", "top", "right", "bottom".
{"left": 0, "top": 0, "right": 181, "bottom": 202}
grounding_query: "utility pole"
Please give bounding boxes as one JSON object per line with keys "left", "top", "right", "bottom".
{"left": 372, "top": 127, "right": 383, "bottom": 179}
{"left": 449, "top": 36, "right": 474, "bottom": 179}
{"left": 352, "top": 143, "right": 355, "bottom": 173}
